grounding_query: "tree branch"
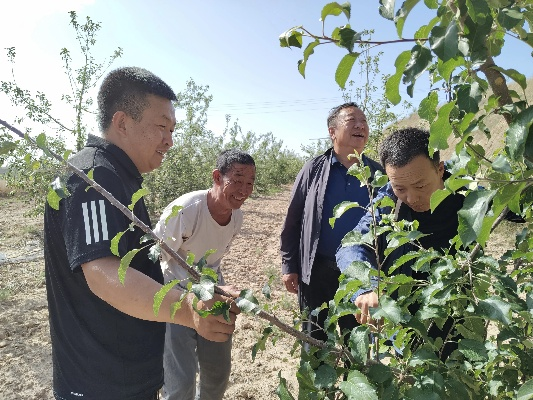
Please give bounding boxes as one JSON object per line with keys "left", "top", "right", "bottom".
{"left": 0, "top": 117, "right": 335, "bottom": 352}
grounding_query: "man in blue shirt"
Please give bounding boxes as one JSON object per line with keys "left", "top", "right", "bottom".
{"left": 280, "top": 102, "right": 383, "bottom": 343}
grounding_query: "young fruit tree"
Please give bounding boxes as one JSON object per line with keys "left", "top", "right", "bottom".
{"left": 276, "top": 1, "right": 533, "bottom": 399}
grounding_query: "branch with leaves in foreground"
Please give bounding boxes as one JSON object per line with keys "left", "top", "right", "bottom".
{"left": 0, "top": 118, "right": 335, "bottom": 352}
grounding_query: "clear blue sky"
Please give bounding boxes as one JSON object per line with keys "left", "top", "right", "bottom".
{"left": 1, "top": 1, "right": 532, "bottom": 154}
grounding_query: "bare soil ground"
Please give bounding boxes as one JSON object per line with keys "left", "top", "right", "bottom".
{"left": 0, "top": 187, "right": 519, "bottom": 400}
{"left": 0, "top": 188, "right": 300, "bottom": 400}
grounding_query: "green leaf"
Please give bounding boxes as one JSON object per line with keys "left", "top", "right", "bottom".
{"left": 279, "top": 27, "right": 303, "bottom": 48}
{"left": 506, "top": 105, "right": 533, "bottom": 162}
{"left": 493, "top": 182, "right": 527, "bottom": 215}
{"left": 297, "top": 40, "right": 320, "bottom": 78}
{"left": 337, "top": 27, "right": 361, "bottom": 52}
{"left": 110, "top": 231, "right": 125, "bottom": 257}
{"left": 415, "top": 14, "right": 438, "bottom": 41}
{"left": 429, "top": 101, "right": 455, "bottom": 151}
{"left": 165, "top": 205, "right": 183, "bottom": 224}
{"left": 491, "top": 154, "right": 512, "bottom": 173}
{"left": 335, "top": 52, "right": 359, "bottom": 89}
{"left": 371, "top": 294, "right": 407, "bottom": 324}
{"left": 207, "top": 301, "right": 231, "bottom": 321}
{"left": 477, "top": 296, "right": 512, "bottom": 325}
{"left": 379, "top": 0, "right": 395, "bottom": 20}
{"left": 62, "top": 149, "right": 72, "bottom": 160}
{"left": 262, "top": 281, "right": 271, "bottom": 300}
{"left": 367, "top": 363, "right": 393, "bottom": 384}
{"left": 395, "top": 0, "right": 421, "bottom": 38}
{"left": 464, "top": 11, "right": 493, "bottom": 66}
{"left": 372, "top": 170, "right": 388, "bottom": 187}
{"left": 430, "top": 20, "right": 459, "bottom": 62}
{"left": 339, "top": 370, "right": 378, "bottom": 399}
{"left": 444, "top": 174, "right": 472, "bottom": 192}
{"left": 253, "top": 326, "right": 274, "bottom": 361}
{"left": 408, "top": 346, "right": 439, "bottom": 367}
{"left": 404, "top": 387, "right": 441, "bottom": 400}
{"left": 128, "top": 187, "right": 150, "bottom": 211}
{"left": 0, "top": 140, "right": 16, "bottom": 155}
{"left": 170, "top": 299, "right": 183, "bottom": 319}
{"left": 297, "top": 362, "right": 317, "bottom": 392}
{"left": 51, "top": 176, "right": 70, "bottom": 199}
{"left": 186, "top": 252, "right": 195, "bottom": 265}
{"left": 35, "top": 132, "right": 47, "bottom": 150}
{"left": 46, "top": 188, "right": 62, "bottom": 210}
{"left": 315, "top": 364, "right": 337, "bottom": 388}
{"left": 139, "top": 234, "right": 152, "bottom": 244}
{"left": 153, "top": 279, "right": 180, "bottom": 316}
{"left": 148, "top": 243, "right": 161, "bottom": 263}
{"left": 466, "top": 0, "right": 490, "bottom": 24}
{"left": 118, "top": 248, "right": 141, "bottom": 284}
{"left": 403, "top": 45, "right": 433, "bottom": 97}
{"left": 196, "top": 249, "right": 217, "bottom": 271}
{"left": 236, "top": 289, "right": 260, "bottom": 314}
{"left": 430, "top": 188, "right": 451, "bottom": 212}
{"left": 458, "top": 338, "right": 488, "bottom": 362}
{"left": 455, "top": 318, "right": 486, "bottom": 340}
{"left": 191, "top": 275, "right": 216, "bottom": 302}
{"left": 321, "top": 2, "right": 351, "bottom": 21}
{"left": 457, "top": 189, "right": 496, "bottom": 246}
{"left": 348, "top": 326, "right": 370, "bottom": 365}
{"left": 343, "top": 261, "right": 372, "bottom": 286}
{"left": 330, "top": 201, "right": 361, "bottom": 228}
{"left": 386, "top": 50, "right": 411, "bottom": 105}
{"left": 457, "top": 82, "right": 482, "bottom": 114}
{"left": 497, "top": 7, "right": 524, "bottom": 30}
{"left": 438, "top": 56, "right": 465, "bottom": 81}
{"left": 517, "top": 379, "right": 533, "bottom": 400}
{"left": 275, "top": 370, "right": 296, "bottom": 400}
{"left": 418, "top": 91, "right": 438, "bottom": 122}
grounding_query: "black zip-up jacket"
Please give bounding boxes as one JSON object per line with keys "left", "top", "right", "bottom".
{"left": 280, "top": 148, "right": 383, "bottom": 285}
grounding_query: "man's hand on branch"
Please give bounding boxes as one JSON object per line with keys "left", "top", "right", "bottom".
{"left": 185, "top": 291, "right": 240, "bottom": 342}
{"left": 354, "top": 291, "right": 378, "bottom": 325}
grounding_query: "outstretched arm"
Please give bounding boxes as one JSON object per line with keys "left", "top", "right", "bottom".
{"left": 82, "top": 256, "right": 238, "bottom": 342}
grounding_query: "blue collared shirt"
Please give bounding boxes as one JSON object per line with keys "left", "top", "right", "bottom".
{"left": 316, "top": 152, "right": 370, "bottom": 260}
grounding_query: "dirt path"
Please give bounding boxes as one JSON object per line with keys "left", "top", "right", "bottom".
{"left": 0, "top": 188, "right": 300, "bottom": 400}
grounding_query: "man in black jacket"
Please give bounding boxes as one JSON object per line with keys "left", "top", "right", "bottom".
{"left": 337, "top": 127, "right": 522, "bottom": 360}
{"left": 280, "top": 102, "right": 383, "bottom": 343}
{"left": 44, "top": 67, "right": 238, "bottom": 400}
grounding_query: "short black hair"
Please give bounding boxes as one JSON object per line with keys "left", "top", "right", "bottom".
{"left": 379, "top": 127, "right": 440, "bottom": 168}
{"left": 217, "top": 149, "right": 255, "bottom": 175}
{"left": 97, "top": 67, "right": 177, "bottom": 132}
{"left": 327, "top": 102, "right": 360, "bottom": 128}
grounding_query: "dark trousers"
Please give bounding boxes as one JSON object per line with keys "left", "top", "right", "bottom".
{"left": 299, "top": 257, "right": 358, "bottom": 345}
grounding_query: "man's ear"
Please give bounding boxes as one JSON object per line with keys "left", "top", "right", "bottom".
{"left": 328, "top": 126, "right": 335, "bottom": 141}
{"left": 111, "top": 111, "right": 128, "bottom": 137}
{"left": 438, "top": 161, "right": 445, "bottom": 177}
{"left": 212, "top": 169, "right": 222, "bottom": 185}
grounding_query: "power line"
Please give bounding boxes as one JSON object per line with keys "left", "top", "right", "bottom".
{"left": 208, "top": 106, "right": 333, "bottom": 115}
{"left": 207, "top": 97, "right": 343, "bottom": 113}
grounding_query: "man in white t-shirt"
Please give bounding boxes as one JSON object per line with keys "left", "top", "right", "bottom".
{"left": 154, "top": 149, "right": 256, "bottom": 400}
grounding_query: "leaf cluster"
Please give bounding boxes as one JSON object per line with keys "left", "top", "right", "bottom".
{"left": 277, "top": 2, "right": 533, "bottom": 397}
